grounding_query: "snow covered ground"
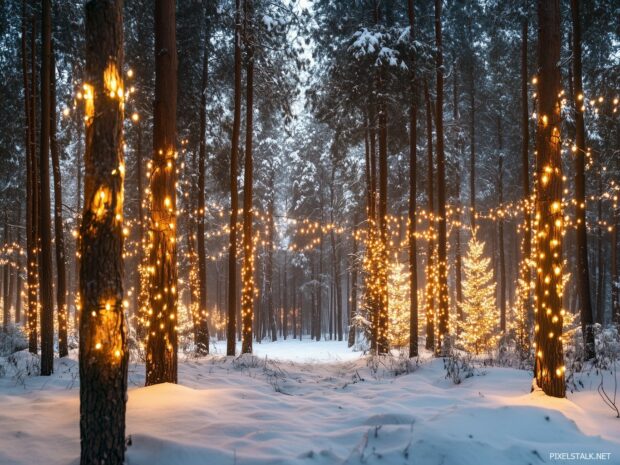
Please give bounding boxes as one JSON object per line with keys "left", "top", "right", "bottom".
{"left": 1, "top": 339, "right": 619, "bottom": 465}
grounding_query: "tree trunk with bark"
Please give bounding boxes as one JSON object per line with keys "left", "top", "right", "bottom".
{"left": 146, "top": 0, "right": 178, "bottom": 385}
{"left": 195, "top": 6, "right": 211, "bottom": 355}
{"left": 348, "top": 221, "right": 358, "bottom": 347}
{"left": 407, "top": 0, "right": 418, "bottom": 358}
{"left": 227, "top": 0, "right": 242, "bottom": 356}
{"left": 50, "top": 41, "right": 68, "bottom": 357}
{"left": 468, "top": 17, "right": 476, "bottom": 230}
{"left": 434, "top": 0, "right": 449, "bottom": 355}
{"left": 570, "top": 0, "right": 595, "bottom": 359}
{"left": 39, "top": 0, "right": 55, "bottom": 375}
{"left": 15, "top": 204, "right": 23, "bottom": 323}
{"left": 497, "top": 120, "right": 506, "bottom": 332}
{"left": 424, "top": 80, "right": 435, "bottom": 352}
{"left": 2, "top": 215, "right": 9, "bottom": 330}
{"left": 20, "top": 1, "right": 30, "bottom": 329}
{"left": 595, "top": 171, "right": 604, "bottom": 325}
{"left": 240, "top": 0, "right": 255, "bottom": 353}
{"left": 79, "top": 2, "right": 128, "bottom": 463}
{"left": 266, "top": 185, "right": 277, "bottom": 343}
{"left": 534, "top": 0, "right": 565, "bottom": 398}
{"left": 453, "top": 63, "right": 463, "bottom": 334}
{"left": 25, "top": 11, "right": 38, "bottom": 353}
{"left": 519, "top": 10, "right": 533, "bottom": 351}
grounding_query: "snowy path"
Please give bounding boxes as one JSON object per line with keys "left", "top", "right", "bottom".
{"left": 1, "top": 339, "right": 619, "bottom": 465}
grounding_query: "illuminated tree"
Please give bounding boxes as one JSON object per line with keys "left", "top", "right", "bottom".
{"left": 21, "top": 3, "right": 38, "bottom": 354}
{"left": 79, "top": 0, "right": 128, "bottom": 463}
{"left": 434, "top": 0, "right": 450, "bottom": 355}
{"left": 39, "top": 0, "right": 54, "bottom": 376}
{"left": 194, "top": 3, "right": 212, "bottom": 356}
{"left": 459, "top": 230, "right": 498, "bottom": 355}
{"left": 407, "top": 0, "right": 419, "bottom": 358}
{"left": 424, "top": 80, "right": 436, "bottom": 352}
{"left": 512, "top": 276, "right": 531, "bottom": 358}
{"left": 533, "top": 0, "right": 565, "bottom": 398}
{"left": 376, "top": 3, "right": 389, "bottom": 356}
{"left": 227, "top": 0, "right": 242, "bottom": 356}
{"left": 146, "top": 0, "right": 178, "bottom": 385}
{"left": 2, "top": 215, "right": 9, "bottom": 329}
{"left": 388, "top": 260, "right": 410, "bottom": 349}
{"left": 241, "top": 0, "right": 255, "bottom": 354}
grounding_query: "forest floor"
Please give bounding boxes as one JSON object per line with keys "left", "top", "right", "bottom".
{"left": 1, "top": 338, "right": 619, "bottom": 465}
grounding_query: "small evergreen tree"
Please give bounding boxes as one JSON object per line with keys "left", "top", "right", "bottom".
{"left": 459, "top": 230, "right": 498, "bottom": 355}
{"left": 388, "top": 261, "right": 410, "bottom": 349}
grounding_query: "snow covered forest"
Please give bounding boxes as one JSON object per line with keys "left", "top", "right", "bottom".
{"left": 0, "top": 0, "right": 619, "bottom": 464}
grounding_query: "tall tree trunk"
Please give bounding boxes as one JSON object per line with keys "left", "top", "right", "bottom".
{"left": 370, "top": 0, "right": 389, "bottom": 354}
{"left": 366, "top": 107, "right": 380, "bottom": 352}
{"left": 79, "top": 1, "right": 128, "bottom": 463}
{"left": 50, "top": 41, "right": 68, "bottom": 357}
{"left": 146, "top": 0, "right": 178, "bottom": 385}
{"left": 612, "top": 213, "right": 619, "bottom": 324}
{"left": 282, "top": 254, "right": 288, "bottom": 339}
{"left": 434, "top": 0, "right": 449, "bottom": 355}
{"left": 74, "top": 115, "right": 83, "bottom": 332}
{"left": 595, "top": 172, "right": 604, "bottom": 324}
{"left": 424, "top": 80, "right": 435, "bottom": 351}
{"left": 133, "top": 118, "right": 147, "bottom": 339}
{"left": 16, "top": 0, "right": 32, "bottom": 328}
{"left": 227, "top": 0, "right": 242, "bottom": 356}
{"left": 497, "top": 119, "right": 506, "bottom": 332}
{"left": 519, "top": 10, "right": 532, "bottom": 352}
{"left": 452, "top": 63, "right": 463, "bottom": 335}
{"left": 3, "top": 215, "right": 9, "bottom": 330}
{"left": 292, "top": 271, "right": 297, "bottom": 339}
{"left": 7, "top": 228, "right": 16, "bottom": 327}
{"left": 348, "top": 221, "right": 358, "bottom": 347}
{"left": 329, "top": 156, "right": 343, "bottom": 342}
{"left": 195, "top": 6, "right": 211, "bottom": 355}
{"left": 15, "top": 204, "right": 23, "bottom": 323}
{"left": 26, "top": 11, "right": 38, "bottom": 353}
{"left": 468, "top": 17, "right": 476, "bottom": 230}
{"left": 20, "top": 1, "right": 30, "bottom": 328}
{"left": 407, "top": 0, "right": 418, "bottom": 358}
{"left": 570, "top": 0, "right": 595, "bottom": 359}
{"left": 39, "top": 0, "right": 55, "bottom": 376}
{"left": 241, "top": 0, "right": 255, "bottom": 353}
{"left": 317, "top": 233, "right": 324, "bottom": 341}
{"left": 534, "top": 0, "right": 565, "bottom": 398}
{"left": 376, "top": 98, "right": 388, "bottom": 354}
{"left": 266, "top": 187, "right": 277, "bottom": 342}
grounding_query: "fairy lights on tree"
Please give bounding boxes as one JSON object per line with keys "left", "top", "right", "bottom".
{"left": 388, "top": 259, "right": 410, "bottom": 349}
{"left": 145, "top": 0, "right": 179, "bottom": 386}
{"left": 78, "top": 0, "right": 128, "bottom": 462}
{"left": 459, "top": 229, "right": 498, "bottom": 355}
{"left": 532, "top": 0, "right": 565, "bottom": 398}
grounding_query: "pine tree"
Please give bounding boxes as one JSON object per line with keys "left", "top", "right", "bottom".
{"left": 459, "top": 230, "right": 498, "bottom": 355}
{"left": 388, "top": 260, "right": 410, "bottom": 349}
